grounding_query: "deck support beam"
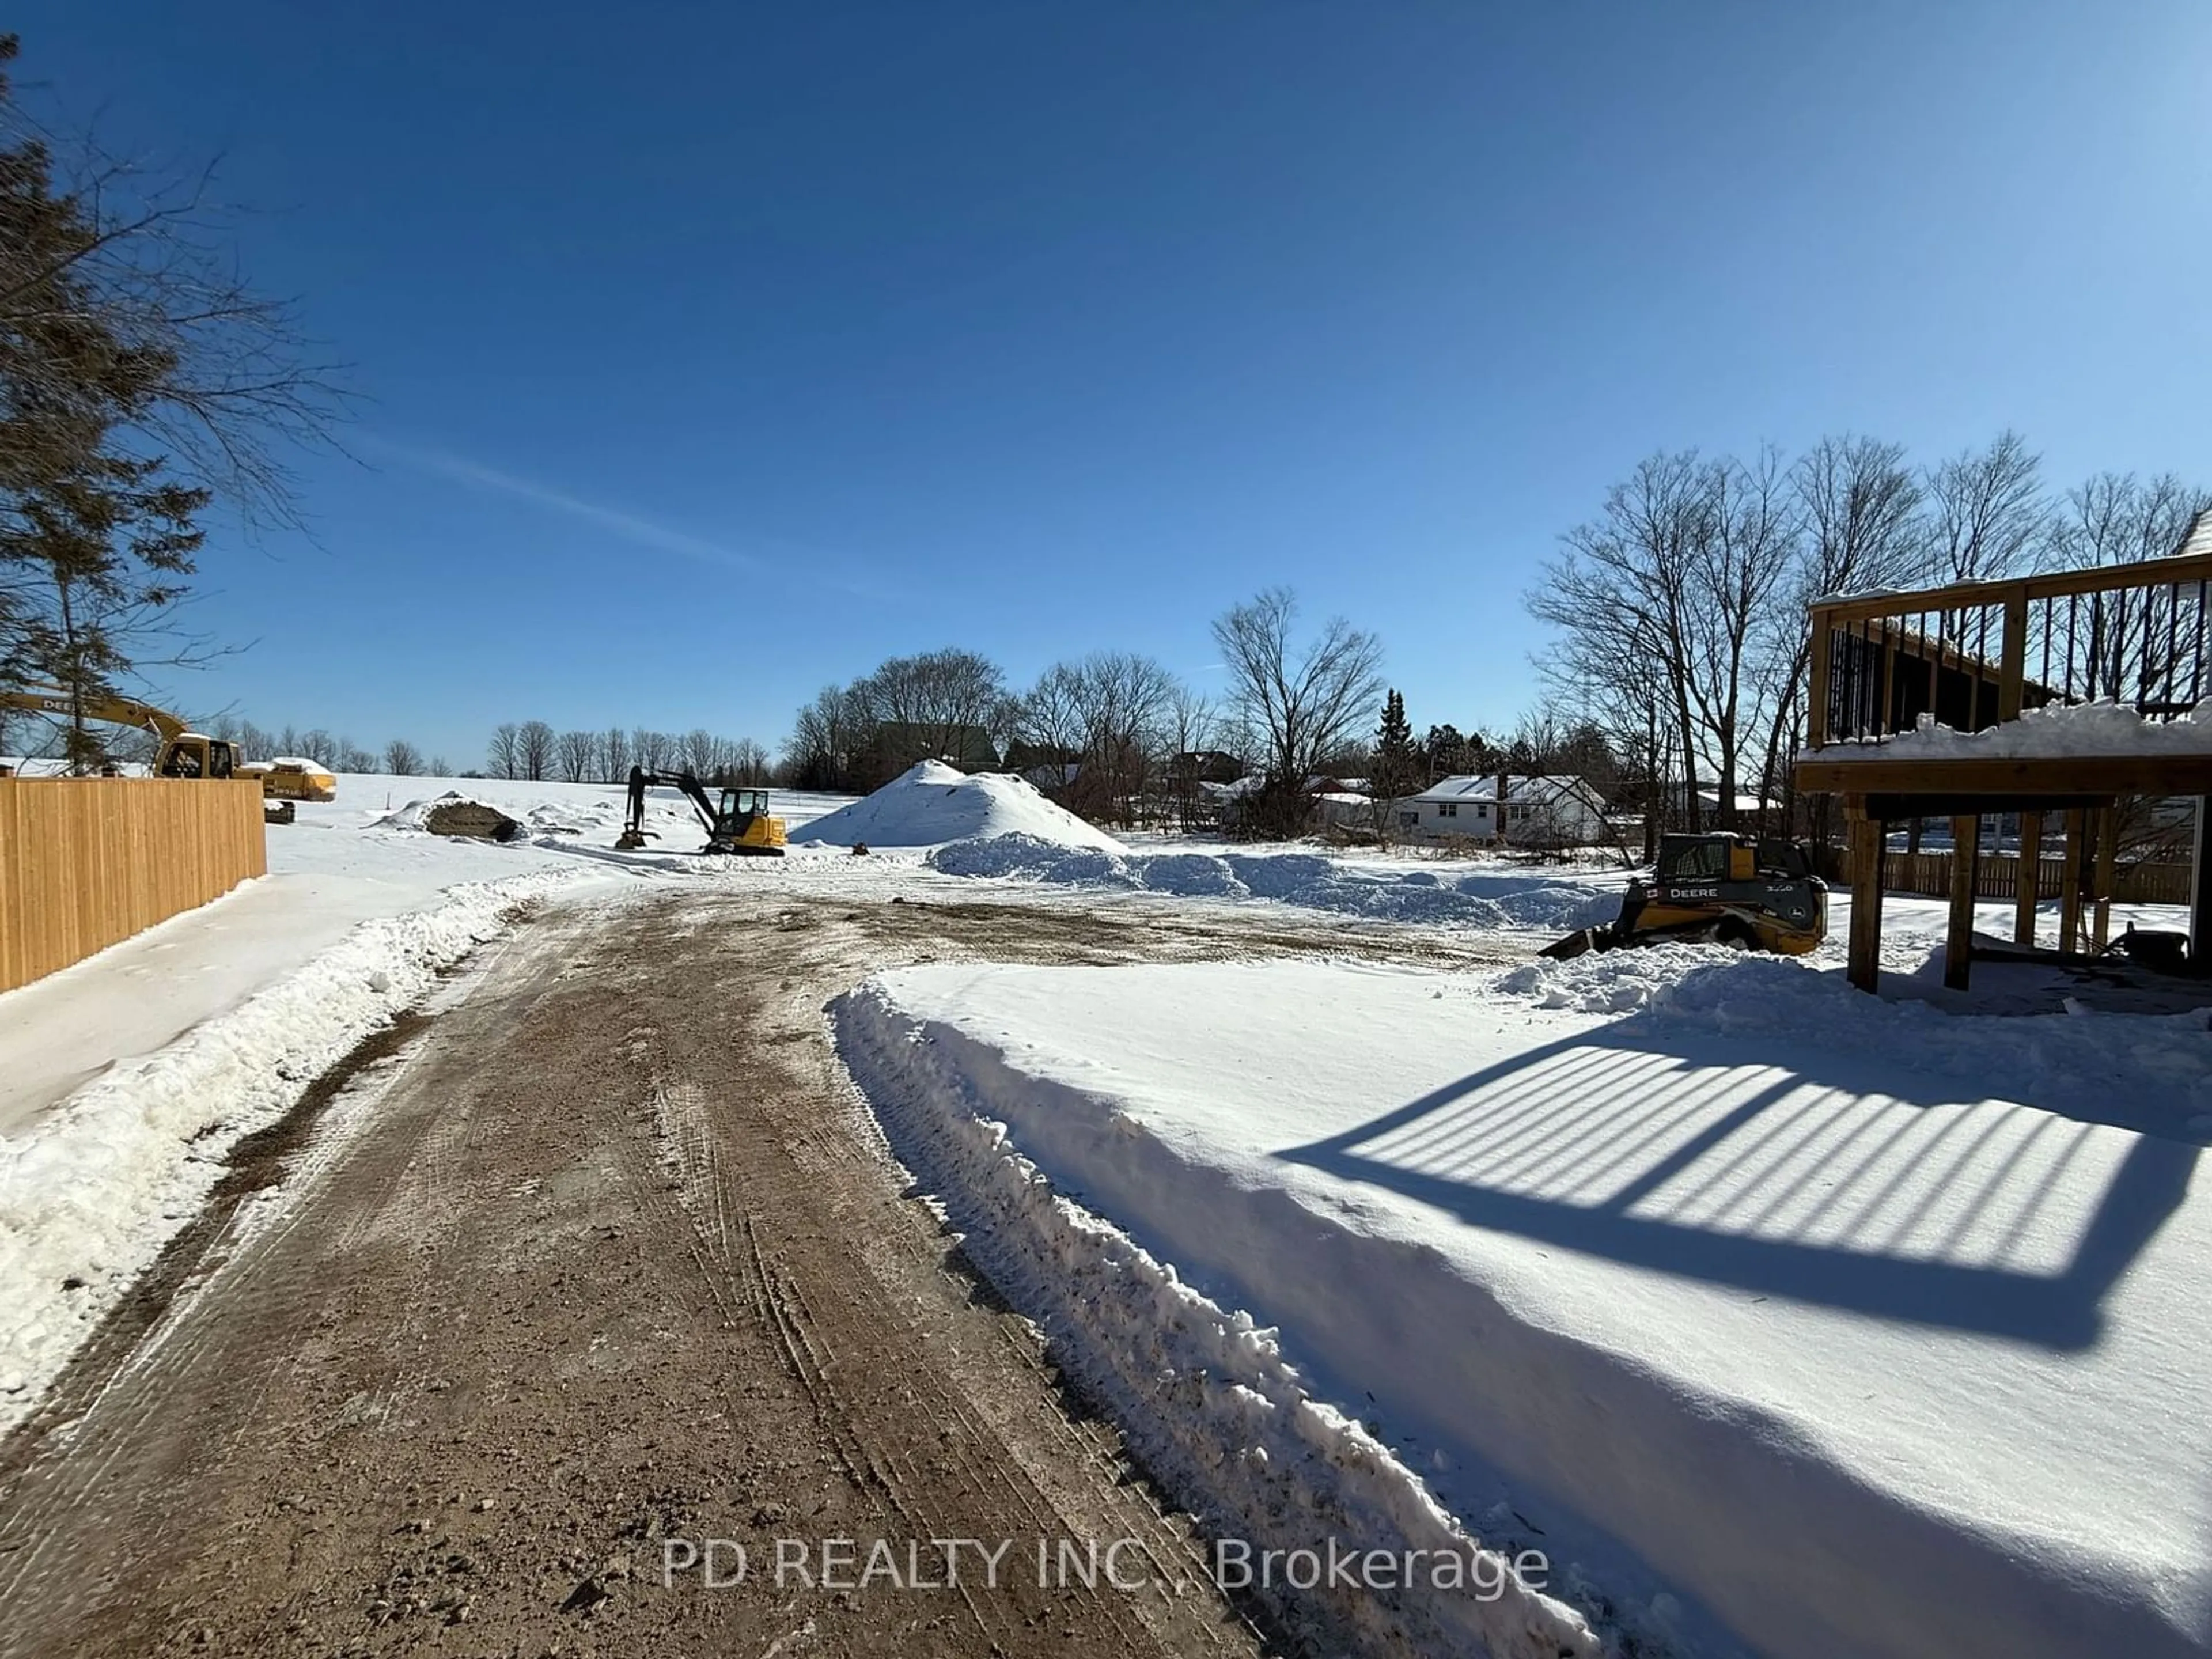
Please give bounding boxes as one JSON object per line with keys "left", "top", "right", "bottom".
{"left": 1847, "top": 800, "right": 1884, "bottom": 994}
{"left": 2059, "top": 810, "right": 2087, "bottom": 953}
{"left": 2092, "top": 807, "right": 2117, "bottom": 952}
{"left": 2013, "top": 810, "right": 2042, "bottom": 947}
{"left": 1945, "top": 814, "right": 1979, "bottom": 991}
{"left": 2193, "top": 799, "right": 2212, "bottom": 964}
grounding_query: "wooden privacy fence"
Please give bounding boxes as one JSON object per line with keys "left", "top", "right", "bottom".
{"left": 1820, "top": 847, "right": 2194, "bottom": 907}
{"left": 0, "top": 778, "right": 266, "bottom": 994}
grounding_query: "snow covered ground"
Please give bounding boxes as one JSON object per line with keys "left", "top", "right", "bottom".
{"left": 836, "top": 937, "right": 2212, "bottom": 1659}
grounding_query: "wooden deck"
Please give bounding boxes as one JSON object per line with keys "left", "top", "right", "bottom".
{"left": 1795, "top": 549, "right": 2212, "bottom": 992}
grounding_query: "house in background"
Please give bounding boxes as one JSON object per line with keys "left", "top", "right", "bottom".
{"left": 1399, "top": 774, "right": 1611, "bottom": 846}
{"left": 1170, "top": 751, "right": 1246, "bottom": 787}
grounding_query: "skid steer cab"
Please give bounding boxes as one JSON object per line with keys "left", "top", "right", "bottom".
{"left": 613, "top": 767, "right": 787, "bottom": 855}
{"left": 1541, "top": 832, "right": 1827, "bottom": 961}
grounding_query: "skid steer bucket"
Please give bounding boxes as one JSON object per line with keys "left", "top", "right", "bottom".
{"left": 1539, "top": 926, "right": 1605, "bottom": 961}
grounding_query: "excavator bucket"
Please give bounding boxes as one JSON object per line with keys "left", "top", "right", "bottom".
{"left": 1539, "top": 927, "right": 1604, "bottom": 961}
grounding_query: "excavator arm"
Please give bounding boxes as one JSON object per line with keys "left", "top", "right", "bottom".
{"left": 619, "top": 767, "right": 725, "bottom": 846}
{"left": 0, "top": 685, "right": 191, "bottom": 740}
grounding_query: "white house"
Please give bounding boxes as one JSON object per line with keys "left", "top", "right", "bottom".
{"left": 1396, "top": 774, "right": 1611, "bottom": 846}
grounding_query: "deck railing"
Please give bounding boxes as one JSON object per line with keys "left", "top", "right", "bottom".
{"left": 1807, "top": 553, "right": 2212, "bottom": 749}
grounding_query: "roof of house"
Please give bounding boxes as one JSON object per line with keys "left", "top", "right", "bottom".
{"left": 1410, "top": 774, "right": 1607, "bottom": 808}
{"left": 2180, "top": 507, "right": 2212, "bottom": 560}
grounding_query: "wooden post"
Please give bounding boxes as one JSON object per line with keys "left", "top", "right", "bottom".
{"left": 2013, "top": 810, "right": 2042, "bottom": 947}
{"left": 1997, "top": 592, "right": 2028, "bottom": 723}
{"left": 2058, "top": 809, "right": 2087, "bottom": 954}
{"left": 2192, "top": 798, "right": 2212, "bottom": 965}
{"left": 2092, "top": 805, "right": 2117, "bottom": 952}
{"left": 1945, "top": 813, "right": 1978, "bottom": 991}
{"left": 1847, "top": 800, "right": 1884, "bottom": 993}
{"left": 1807, "top": 611, "right": 1833, "bottom": 748}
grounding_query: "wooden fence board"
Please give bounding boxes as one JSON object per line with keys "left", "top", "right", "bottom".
{"left": 1826, "top": 846, "right": 2194, "bottom": 907}
{"left": 0, "top": 779, "right": 266, "bottom": 993}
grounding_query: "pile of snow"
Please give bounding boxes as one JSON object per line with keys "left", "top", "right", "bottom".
{"left": 930, "top": 832, "right": 1621, "bottom": 932}
{"left": 791, "top": 760, "right": 1123, "bottom": 851}
{"left": 835, "top": 980, "right": 1600, "bottom": 1659}
{"left": 838, "top": 957, "right": 2212, "bottom": 1659}
{"left": 1810, "top": 697, "right": 2212, "bottom": 760}
{"left": 0, "top": 869, "right": 574, "bottom": 1430}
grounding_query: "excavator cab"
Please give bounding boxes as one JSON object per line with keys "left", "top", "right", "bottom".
{"left": 709, "top": 786, "right": 786, "bottom": 855}
{"left": 155, "top": 734, "right": 238, "bottom": 779}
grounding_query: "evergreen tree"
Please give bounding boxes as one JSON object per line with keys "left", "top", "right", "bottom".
{"left": 1370, "top": 689, "right": 1422, "bottom": 846}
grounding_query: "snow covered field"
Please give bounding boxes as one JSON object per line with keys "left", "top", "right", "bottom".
{"left": 836, "top": 942, "right": 2212, "bottom": 1659}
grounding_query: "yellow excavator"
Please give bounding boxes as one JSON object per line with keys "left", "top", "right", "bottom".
{"left": 0, "top": 687, "right": 338, "bottom": 810}
{"left": 613, "top": 766, "right": 787, "bottom": 855}
{"left": 1541, "top": 832, "right": 1828, "bottom": 959}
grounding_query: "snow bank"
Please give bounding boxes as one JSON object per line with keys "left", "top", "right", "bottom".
{"left": 834, "top": 983, "right": 1600, "bottom": 1659}
{"left": 0, "top": 869, "right": 573, "bottom": 1430}
{"left": 792, "top": 761, "right": 1123, "bottom": 851}
{"left": 929, "top": 832, "right": 1621, "bottom": 931}
{"left": 840, "top": 959, "right": 2212, "bottom": 1659}
{"left": 1809, "top": 696, "right": 2212, "bottom": 760}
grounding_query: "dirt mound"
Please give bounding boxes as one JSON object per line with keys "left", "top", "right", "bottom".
{"left": 422, "top": 798, "right": 522, "bottom": 842}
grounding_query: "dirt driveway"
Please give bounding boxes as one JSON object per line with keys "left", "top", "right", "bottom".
{"left": 0, "top": 889, "right": 1512, "bottom": 1658}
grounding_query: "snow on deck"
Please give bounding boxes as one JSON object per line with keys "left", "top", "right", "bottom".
{"left": 838, "top": 954, "right": 2212, "bottom": 1659}
{"left": 1804, "top": 696, "right": 2212, "bottom": 760}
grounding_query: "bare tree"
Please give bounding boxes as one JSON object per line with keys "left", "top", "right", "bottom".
{"left": 853, "top": 649, "right": 1012, "bottom": 782}
{"left": 1926, "top": 430, "right": 2044, "bottom": 582}
{"left": 1211, "top": 588, "right": 1384, "bottom": 838}
{"left": 1162, "top": 682, "right": 1221, "bottom": 830}
{"left": 1017, "top": 652, "right": 1176, "bottom": 825}
{"left": 1747, "top": 435, "right": 1929, "bottom": 836}
{"left": 782, "top": 684, "right": 868, "bottom": 791}
{"left": 679, "top": 728, "right": 721, "bottom": 778}
{"left": 382, "top": 737, "right": 425, "bottom": 775}
{"left": 1531, "top": 448, "right": 1798, "bottom": 835}
{"left": 729, "top": 737, "right": 769, "bottom": 781}
{"left": 2043, "top": 471, "right": 2207, "bottom": 572}
{"left": 1532, "top": 452, "right": 1715, "bottom": 830}
{"left": 555, "top": 728, "right": 594, "bottom": 783}
{"left": 632, "top": 727, "right": 671, "bottom": 772}
{"left": 597, "top": 726, "right": 632, "bottom": 783}
{"left": 488, "top": 722, "right": 522, "bottom": 781}
{"left": 518, "top": 719, "right": 555, "bottom": 782}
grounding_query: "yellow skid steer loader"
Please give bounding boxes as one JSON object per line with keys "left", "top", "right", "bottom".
{"left": 1542, "top": 832, "right": 1827, "bottom": 960}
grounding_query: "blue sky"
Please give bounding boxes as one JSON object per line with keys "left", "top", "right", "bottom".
{"left": 18, "top": 1, "right": 2212, "bottom": 766}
